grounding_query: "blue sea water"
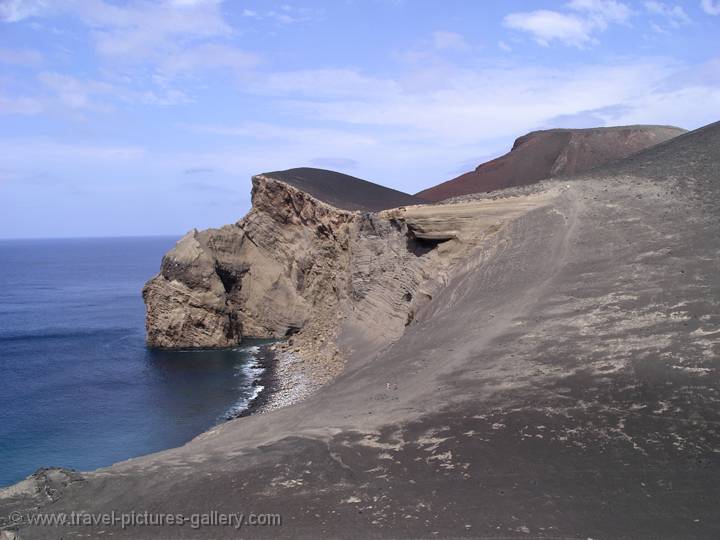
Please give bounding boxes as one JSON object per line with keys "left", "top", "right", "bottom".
{"left": 0, "top": 237, "right": 266, "bottom": 488}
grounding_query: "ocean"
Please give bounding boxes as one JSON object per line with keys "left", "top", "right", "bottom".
{"left": 0, "top": 237, "right": 267, "bottom": 488}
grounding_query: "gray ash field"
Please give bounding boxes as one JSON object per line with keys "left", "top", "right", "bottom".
{"left": 2, "top": 121, "right": 719, "bottom": 539}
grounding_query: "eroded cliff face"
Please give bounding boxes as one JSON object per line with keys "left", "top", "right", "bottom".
{"left": 144, "top": 175, "right": 353, "bottom": 349}
{"left": 144, "top": 173, "right": 555, "bottom": 386}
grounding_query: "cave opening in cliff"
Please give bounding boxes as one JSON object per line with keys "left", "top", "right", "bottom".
{"left": 214, "top": 262, "right": 246, "bottom": 294}
{"left": 285, "top": 325, "right": 302, "bottom": 337}
{"left": 406, "top": 235, "right": 450, "bottom": 257}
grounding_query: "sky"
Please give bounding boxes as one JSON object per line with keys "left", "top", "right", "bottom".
{"left": 0, "top": 0, "right": 719, "bottom": 238}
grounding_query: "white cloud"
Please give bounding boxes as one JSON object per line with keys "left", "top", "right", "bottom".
{"left": 0, "top": 95, "right": 43, "bottom": 114}
{"left": 3, "top": 56, "right": 718, "bottom": 227}
{"left": 504, "top": 0, "right": 632, "bottom": 47}
{"left": 133, "top": 87, "right": 191, "bottom": 106}
{"left": 34, "top": 71, "right": 191, "bottom": 110}
{"left": 1, "top": 0, "right": 256, "bottom": 109}
{"left": 0, "top": 138, "right": 145, "bottom": 163}
{"left": 503, "top": 10, "right": 594, "bottom": 47}
{"left": 184, "top": 122, "right": 379, "bottom": 148}
{"left": 82, "top": 1, "right": 232, "bottom": 61}
{"left": 159, "top": 43, "right": 259, "bottom": 75}
{"left": 644, "top": 1, "right": 691, "bottom": 26}
{"left": 248, "top": 69, "right": 400, "bottom": 98}
{"left": 310, "top": 157, "right": 358, "bottom": 170}
{"left": 393, "top": 31, "right": 475, "bottom": 66}
{"left": 431, "top": 31, "right": 470, "bottom": 51}
{"left": 240, "top": 4, "right": 317, "bottom": 24}
{"left": 0, "top": 1, "right": 246, "bottom": 71}
{"left": 268, "top": 4, "right": 318, "bottom": 24}
{"left": 203, "top": 58, "right": 718, "bottom": 153}
{"left": 169, "top": 0, "right": 222, "bottom": 6}
{"left": 609, "top": 85, "right": 720, "bottom": 128}
{"left": 0, "top": 0, "right": 49, "bottom": 22}
{"left": 568, "top": 0, "right": 633, "bottom": 25}
{"left": 38, "top": 71, "right": 114, "bottom": 109}
{"left": 173, "top": 56, "right": 719, "bottom": 194}
{"left": 0, "top": 47, "right": 42, "bottom": 65}
{"left": 701, "top": 0, "right": 720, "bottom": 15}
{"left": 498, "top": 40, "right": 512, "bottom": 52}
{"left": 1, "top": 71, "right": 119, "bottom": 116}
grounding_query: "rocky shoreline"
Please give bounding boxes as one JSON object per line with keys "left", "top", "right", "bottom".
{"left": 224, "top": 343, "right": 279, "bottom": 420}
{"left": 229, "top": 340, "right": 329, "bottom": 419}
{"left": 257, "top": 347, "right": 323, "bottom": 413}
{"left": 254, "top": 342, "right": 334, "bottom": 415}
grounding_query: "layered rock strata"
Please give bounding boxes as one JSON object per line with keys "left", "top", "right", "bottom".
{"left": 143, "top": 170, "right": 555, "bottom": 388}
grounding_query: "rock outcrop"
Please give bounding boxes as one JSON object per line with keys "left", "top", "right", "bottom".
{"left": 143, "top": 167, "right": 554, "bottom": 382}
{"left": 143, "top": 172, "right": 355, "bottom": 350}
{"left": 416, "top": 125, "right": 686, "bottom": 201}
{"left": 143, "top": 168, "right": 428, "bottom": 350}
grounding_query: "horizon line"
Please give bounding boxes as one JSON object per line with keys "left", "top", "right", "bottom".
{"left": 0, "top": 233, "right": 184, "bottom": 242}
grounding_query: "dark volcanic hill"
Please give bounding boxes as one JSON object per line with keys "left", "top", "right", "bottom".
{"left": 259, "top": 167, "right": 425, "bottom": 211}
{"left": 416, "top": 125, "right": 686, "bottom": 201}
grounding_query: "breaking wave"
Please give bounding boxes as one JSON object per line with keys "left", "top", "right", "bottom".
{"left": 220, "top": 345, "right": 267, "bottom": 421}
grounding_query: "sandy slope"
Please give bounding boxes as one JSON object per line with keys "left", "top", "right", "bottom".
{"left": 2, "top": 122, "right": 719, "bottom": 539}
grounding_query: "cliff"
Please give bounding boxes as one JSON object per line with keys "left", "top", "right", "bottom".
{"left": 416, "top": 124, "right": 686, "bottom": 201}
{"left": 143, "top": 173, "right": 356, "bottom": 350}
{"left": 143, "top": 169, "right": 425, "bottom": 349}
{"left": 143, "top": 168, "right": 553, "bottom": 383}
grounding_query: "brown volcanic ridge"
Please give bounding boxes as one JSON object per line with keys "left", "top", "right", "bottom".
{"left": 416, "top": 124, "right": 686, "bottom": 201}
{"left": 2, "top": 120, "right": 720, "bottom": 540}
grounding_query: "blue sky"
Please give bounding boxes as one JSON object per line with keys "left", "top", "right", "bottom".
{"left": 1, "top": 0, "right": 718, "bottom": 238}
